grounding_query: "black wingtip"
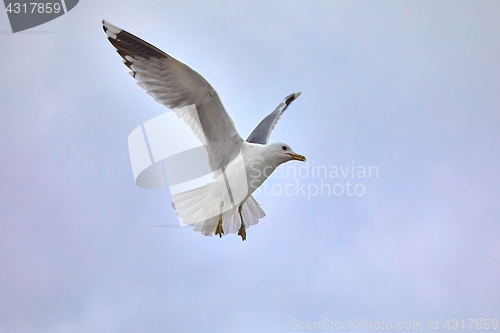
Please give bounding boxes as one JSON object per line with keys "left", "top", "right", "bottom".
{"left": 102, "top": 19, "right": 107, "bottom": 32}
{"left": 284, "top": 92, "right": 301, "bottom": 106}
{"left": 102, "top": 20, "right": 171, "bottom": 60}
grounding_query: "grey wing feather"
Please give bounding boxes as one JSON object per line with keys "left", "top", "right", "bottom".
{"left": 103, "top": 20, "right": 242, "bottom": 171}
{"left": 246, "top": 92, "right": 301, "bottom": 144}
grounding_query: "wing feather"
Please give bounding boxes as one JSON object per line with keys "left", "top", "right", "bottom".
{"left": 246, "top": 92, "right": 301, "bottom": 144}
{"left": 103, "top": 20, "right": 242, "bottom": 171}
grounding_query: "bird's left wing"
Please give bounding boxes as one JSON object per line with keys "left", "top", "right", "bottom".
{"left": 103, "top": 20, "right": 242, "bottom": 171}
{"left": 246, "top": 92, "right": 301, "bottom": 144}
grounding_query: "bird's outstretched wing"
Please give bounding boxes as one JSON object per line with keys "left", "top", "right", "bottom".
{"left": 246, "top": 92, "right": 301, "bottom": 144}
{"left": 103, "top": 20, "right": 242, "bottom": 171}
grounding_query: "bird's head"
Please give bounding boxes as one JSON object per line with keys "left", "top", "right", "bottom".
{"left": 267, "top": 142, "right": 306, "bottom": 165}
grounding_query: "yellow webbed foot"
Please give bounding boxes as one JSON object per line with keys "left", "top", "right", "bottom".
{"left": 215, "top": 217, "right": 224, "bottom": 238}
{"left": 238, "top": 225, "right": 246, "bottom": 241}
{"left": 237, "top": 205, "right": 246, "bottom": 241}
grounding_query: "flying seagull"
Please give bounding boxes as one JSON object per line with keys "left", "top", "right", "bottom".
{"left": 103, "top": 20, "right": 306, "bottom": 241}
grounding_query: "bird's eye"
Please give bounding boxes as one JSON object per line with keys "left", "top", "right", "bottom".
{"left": 282, "top": 146, "right": 287, "bottom": 151}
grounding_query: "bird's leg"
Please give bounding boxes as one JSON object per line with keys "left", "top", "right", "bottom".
{"left": 215, "top": 202, "right": 224, "bottom": 238}
{"left": 237, "top": 205, "right": 246, "bottom": 241}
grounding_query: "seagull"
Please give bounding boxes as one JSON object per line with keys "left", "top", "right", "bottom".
{"left": 103, "top": 20, "right": 306, "bottom": 241}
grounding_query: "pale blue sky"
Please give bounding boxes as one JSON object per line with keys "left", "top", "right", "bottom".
{"left": 1, "top": 1, "right": 499, "bottom": 332}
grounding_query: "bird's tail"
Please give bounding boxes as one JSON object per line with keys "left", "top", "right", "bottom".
{"left": 209, "top": 195, "right": 266, "bottom": 235}
{"left": 173, "top": 179, "right": 265, "bottom": 237}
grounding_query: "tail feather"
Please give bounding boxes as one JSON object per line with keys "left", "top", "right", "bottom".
{"left": 172, "top": 180, "right": 266, "bottom": 237}
{"left": 223, "top": 211, "right": 240, "bottom": 234}
{"left": 193, "top": 216, "right": 221, "bottom": 236}
{"left": 246, "top": 195, "right": 266, "bottom": 223}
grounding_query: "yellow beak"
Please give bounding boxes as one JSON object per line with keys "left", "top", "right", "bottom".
{"left": 287, "top": 153, "right": 307, "bottom": 162}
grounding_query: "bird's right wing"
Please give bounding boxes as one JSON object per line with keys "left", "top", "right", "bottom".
{"left": 103, "top": 20, "right": 242, "bottom": 171}
{"left": 246, "top": 92, "right": 301, "bottom": 144}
